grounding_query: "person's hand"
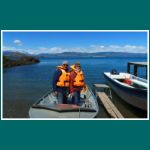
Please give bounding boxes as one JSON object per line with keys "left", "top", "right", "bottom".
{"left": 82, "top": 85, "right": 87, "bottom": 93}
{"left": 70, "top": 92, "right": 74, "bottom": 96}
{"left": 82, "top": 87, "right": 85, "bottom": 92}
{"left": 53, "top": 91, "right": 58, "bottom": 96}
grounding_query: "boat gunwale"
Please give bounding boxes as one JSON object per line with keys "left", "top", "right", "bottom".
{"left": 104, "top": 72, "right": 147, "bottom": 91}
{"left": 31, "top": 104, "right": 97, "bottom": 113}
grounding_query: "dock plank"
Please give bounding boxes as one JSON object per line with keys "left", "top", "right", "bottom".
{"left": 102, "top": 93, "right": 124, "bottom": 118}
{"left": 93, "top": 84, "right": 110, "bottom": 89}
{"left": 96, "top": 92, "right": 124, "bottom": 118}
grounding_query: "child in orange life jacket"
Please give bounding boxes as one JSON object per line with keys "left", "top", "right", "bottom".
{"left": 69, "top": 62, "right": 85, "bottom": 106}
{"left": 52, "top": 61, "right": 70, "bottom": 104}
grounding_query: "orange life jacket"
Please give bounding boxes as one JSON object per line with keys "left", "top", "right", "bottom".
{"left": 73, "top": 71, "right": 85, "bottom": 87}
{"left": 56, "top": 67, "right": 70, "bottom": 87}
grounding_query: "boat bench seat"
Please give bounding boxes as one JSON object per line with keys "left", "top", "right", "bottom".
{"left": 32, "top": 103, "right": 96, "bottom": 112}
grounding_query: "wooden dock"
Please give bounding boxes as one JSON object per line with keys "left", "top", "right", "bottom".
{"left": 94, "top": 83, "right": 124, "bottom": 118}
{"left": 96, "top": 92, "right": 124, "bottom": 118}
{"left": 127, "top": 62, "right": 147, "bottom": 79}
{"left": 93, "top": 83, "right": 112, "bottom": 99}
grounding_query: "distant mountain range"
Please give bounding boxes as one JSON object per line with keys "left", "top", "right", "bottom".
{"left": 3, "top": 51, "right": 147, "bottom": 58}
{"left": 35, "top": 52, "right": 147, "bottom": 58}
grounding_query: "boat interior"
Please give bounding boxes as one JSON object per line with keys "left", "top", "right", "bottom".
{"left": 116, "top": 78, "right": 147, "bottom": 89}
{"left": 105, "top": 72, "right": 147, "bottom": 89}
{"left": 32, "top": 90, "right": 97, "bottom": 113}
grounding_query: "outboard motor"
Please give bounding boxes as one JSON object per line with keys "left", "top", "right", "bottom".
{"left": 111, "top": 69, "right": 119, "bottom": 75}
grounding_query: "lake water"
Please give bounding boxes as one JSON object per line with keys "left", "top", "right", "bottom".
{"left": 3, "top": 57, "right": 147, "bottom": 118}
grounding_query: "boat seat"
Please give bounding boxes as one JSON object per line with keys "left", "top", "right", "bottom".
{"left": 32, "top": 103, "right": 96, "bottom": 112}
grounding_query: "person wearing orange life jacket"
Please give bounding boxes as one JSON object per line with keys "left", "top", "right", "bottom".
{"left": 52, "top": 61, "right": 70, "bottom": 104}
{"left": 70, "top": 62, "right": 85, "bottom": 105}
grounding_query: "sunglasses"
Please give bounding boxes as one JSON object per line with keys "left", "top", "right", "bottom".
{"left": 75, "top": 65, "right": 80, "bottom": 67}
{"left": 63, "top": 64, "right": 68, "bottom": 66}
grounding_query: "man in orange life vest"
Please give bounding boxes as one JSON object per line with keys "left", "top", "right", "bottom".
{"left": 70, "top": 62, "right": 85, "bottom": 106}
{"left": 52, "top": 61, "right": 70, "bottom": 104}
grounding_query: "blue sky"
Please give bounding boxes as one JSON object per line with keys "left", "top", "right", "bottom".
{"left": 2, "top": 31, "right": 148, "bottom": 54}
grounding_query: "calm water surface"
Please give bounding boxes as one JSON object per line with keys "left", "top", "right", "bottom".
{"left": 3, "top": 57, "right": 147, "bottom": 118}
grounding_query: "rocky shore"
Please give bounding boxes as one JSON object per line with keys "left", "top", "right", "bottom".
{"left": 3, "top": 55, "right": 40, "bottom": 68}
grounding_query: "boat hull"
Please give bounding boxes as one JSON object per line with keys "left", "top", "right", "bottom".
{"left": 29, "top": 108, "right": 97, "bottom": 118}
{"left": 29, "top": 86, "right": 99, "bottom": 118}
{"left": 104, "top": 73, "right": 147, "bottom": 111}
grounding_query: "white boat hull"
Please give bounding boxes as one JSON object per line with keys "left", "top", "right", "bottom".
{"left": 104, "top": 72, "right": 147, "bottom": 111}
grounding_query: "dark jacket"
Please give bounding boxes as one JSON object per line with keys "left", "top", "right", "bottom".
{"left": 52, "top": 69, "right": 68, "bottom": 93}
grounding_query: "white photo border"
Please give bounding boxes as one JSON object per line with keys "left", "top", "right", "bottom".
{"left": 1, "top": 30, "right": 149, "bottom": 121}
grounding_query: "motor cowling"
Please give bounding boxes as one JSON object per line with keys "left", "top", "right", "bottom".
{"left": 111, "top": 69, "right": 119, "bottom": 75}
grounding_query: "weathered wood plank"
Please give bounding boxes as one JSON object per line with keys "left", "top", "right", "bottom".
{"left": 97, "top": 92, "right": 124, "bottom": 118}
{"left": 96, "top": 92, "right": 118, "bottom": 118}
{"left": 102, "top": 93, "right": 124, "bottom": 118}
{"left": 93, "top": 84, "right": 110, "bottom": 89}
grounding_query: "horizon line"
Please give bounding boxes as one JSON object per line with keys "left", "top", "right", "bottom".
{"left": 3, "top": 50, "right": 148, "bottom": 54}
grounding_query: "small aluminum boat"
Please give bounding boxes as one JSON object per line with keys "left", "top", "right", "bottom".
{"left": 29, "top": 85, "right": 99, "bottom": 118}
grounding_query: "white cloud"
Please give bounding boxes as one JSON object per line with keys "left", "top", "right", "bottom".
{"left": 13, "top": 39, "right": 22, "bottom": 46}
{"left": 2, "top": 46, "right": 35, "bottom": 55}
{"left": 39, "top": 47, "right": 48, "bottom": 50}
{"left": 3, "top": 44, "right": 147, "bottom": 54}
{"left": 89, "top": 44, "right": 147, "bottom": 53}
{"left": 3, "top": 46, "right": 24, "bottom": 51}
{"left": 3, "top": 46, "right": 16, "bottom": 51}
{"left": 50, "top": 47, "right": 63, "bottom": 53}
{"left": 38, "top": 46, "right": 64, "bottom": 53}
